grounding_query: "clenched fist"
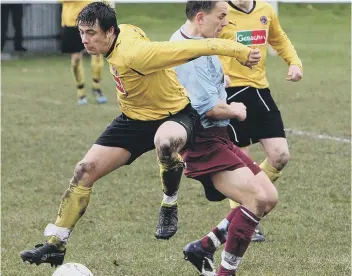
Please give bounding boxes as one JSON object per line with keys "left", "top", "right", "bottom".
{"left": 230, "top": 102, "right": 247, "bottom": 121}
{"left": 286, "top": 64, "right": 303, "bottom": 82}
{"left": 245, "top": 48, "right": 261, "bottom": 69}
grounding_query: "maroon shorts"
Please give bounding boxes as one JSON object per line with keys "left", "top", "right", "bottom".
{"left": 181, "top": 126, "right": 261, "bottom": 201}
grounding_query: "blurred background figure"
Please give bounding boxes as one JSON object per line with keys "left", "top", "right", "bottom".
{"left": 1, "top": 3, "right": 27, "bottom": 52}
{"left": 60, "top": 0, "right": 107, "bottom": 105}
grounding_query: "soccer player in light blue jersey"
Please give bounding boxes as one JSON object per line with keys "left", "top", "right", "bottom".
{"left": 169, "top": 2, "right": 278, "bottom": 275}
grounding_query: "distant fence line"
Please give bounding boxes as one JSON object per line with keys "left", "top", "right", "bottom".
{"left": 2, "top": 3, "right": 61, "bottom": 52}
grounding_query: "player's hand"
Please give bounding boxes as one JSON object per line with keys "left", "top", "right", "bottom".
{"left": 286, "top": 64, "right": 303, "bottom": 82}
{"left": 224, "top": 74, "right": 231, "bottom": 88}
{"left": 230, "top": 102, "right": 247, "bottom": 121}
{"left": 245, "top": 48, "right": 261, "bottom": 69}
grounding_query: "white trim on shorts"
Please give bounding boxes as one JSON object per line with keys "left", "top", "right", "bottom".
{"left": 228, "top": 123, "right": 239, "bottom": 143}
{"left": 227, "top": 86, "right": 250, "bottom": 101}
{"left": 256, "top": 89, "right": 270, "bottom": 111}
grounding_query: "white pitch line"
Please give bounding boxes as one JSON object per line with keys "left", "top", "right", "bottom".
{"left": 285, "top": 128, "right": 351, "bottom": 144}
{"left": 3, "top": 93, "right": 351, "bottom": 144}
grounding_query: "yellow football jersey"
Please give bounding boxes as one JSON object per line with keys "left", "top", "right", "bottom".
{"left": 105, "top": 24, "right": 252, "bottom": 121}
{"left": 60, "top": 1, "right": 91, "bottom": 27}
{"left": 220, "top": 0, "right": 303, "bottom": 88}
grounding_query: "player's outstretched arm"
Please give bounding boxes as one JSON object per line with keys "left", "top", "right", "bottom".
{"left": 122, "top": 38, "right": 253, "bottom": 75}
{"left": 268, "top": 6, "right": 302, "bottom": 70}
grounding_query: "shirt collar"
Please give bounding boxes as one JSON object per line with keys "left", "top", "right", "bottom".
{"left": 180, "top": 25, "right": 204, "bottom": 40}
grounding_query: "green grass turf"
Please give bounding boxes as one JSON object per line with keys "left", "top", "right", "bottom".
{"left": 1, "top": 3, "right": 350, "bottom": 276}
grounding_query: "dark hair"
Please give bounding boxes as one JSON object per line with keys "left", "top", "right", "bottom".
{"left": 185, "top": 1, "right": 219, "bottom": 20}
{"left": 77, "top": 1, "right": 120, "bottom": 35}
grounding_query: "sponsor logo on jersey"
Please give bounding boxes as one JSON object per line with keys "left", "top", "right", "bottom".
{"left": 236, "top": 29, "right": 267, "bottom": 46}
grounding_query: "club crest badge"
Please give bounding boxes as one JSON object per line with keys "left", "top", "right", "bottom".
{"left": 112, "top": 66, "right": 118, "bottom": 76}
{"left": 260, "top": 16, "right": 268, "bottom": 25}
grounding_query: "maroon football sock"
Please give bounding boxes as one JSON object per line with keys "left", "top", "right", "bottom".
{"left": 200, "top": 207, "right": 239, "bottom": 254}
{"left": 217, "top": 206, "right": 260, "bottom": 275}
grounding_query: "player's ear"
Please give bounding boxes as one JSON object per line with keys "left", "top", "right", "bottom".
{"left": 106, "top": 26, "right": 114, "bottom": 39}
{"left": 196, "top": 12, "right": 205, "bottom": 25}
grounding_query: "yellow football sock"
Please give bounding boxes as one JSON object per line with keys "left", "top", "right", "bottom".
{"left": 161, "top": 201, "right": 178, "bottom": 207}
{"left": 159, "top": 154, "right": 184, "bottom": 205}
{"left": 72, "top": 58, "right": 85, "bottom": 98}
{"left": 229, "top": 200, "right": 240, "bottom": 209}
{"left": 47, "top": 184, "right": 92, "bottom": 246}
{"left": 47, "top": 236, "right": 66, "bottom": 250}
{"left": 91, "top": 55, "right": 104, "bottom": 90}
{"left": 260, "top": 158, "right": 282, "bottom": 183}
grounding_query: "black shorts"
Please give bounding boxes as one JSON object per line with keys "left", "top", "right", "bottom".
{"left": 95, "top": 104, "right": 199, "bottom": 164}
{"left": 226, "top": 86, "right": 286, "bottom": 147}
{"left": 61, "top": 27, "right": 85, "bottom": 53}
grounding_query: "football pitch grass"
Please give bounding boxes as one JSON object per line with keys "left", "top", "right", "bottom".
{"left": 1, "top": 3, "right": 351, "bottom": 276}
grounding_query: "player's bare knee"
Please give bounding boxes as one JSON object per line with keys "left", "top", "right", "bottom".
{"left": 265, "top": 189, "right": 279, "bottom": 213}
{"left": 269, "top": 148, "right": 290, "bottom": 170}
{"left": 266, "top": 198, "right": 278, "bottom": 213}
{"left": 155, "top": 137, "right": 171, "bottom": 162}
{"left": 155, "top": 136, "right": 184, "bottom": 163}
{"left": 70, "top": 161, "right": 97, "bottom": 186}
{"left": 275, "top": 151, "right": 290, "bottom": 170}
{"left": 241, "top": 180, "right": 267, "bottom": 213}
{"left": 253, "top": 190, "right": 268, "bottom": 213}
{"left": 249, "top": 179, "right": 268, "bottom": 213}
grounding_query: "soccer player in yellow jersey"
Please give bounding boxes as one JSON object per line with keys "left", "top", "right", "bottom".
{"left": 220, "top": 0, "right": 303, "bottom": 242}
{"left": 20, "top": 2, "right": 261, "bottom": 266}
{"left": 61, "top": 0, "right": 107, "bottom": 104}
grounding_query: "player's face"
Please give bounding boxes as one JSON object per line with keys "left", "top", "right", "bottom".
{"left": 78, "top": 21, "right": 114, "bottom": 55}
{"left": 199, "top": 2, "right": 228, "bottom": 38}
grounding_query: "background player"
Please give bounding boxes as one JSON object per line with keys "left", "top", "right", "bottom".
{"left": 61, "top": 0, "right": 107, "bottom": 104}
{"left": 220, "top": 0, "right": 303, "bottom": 241}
